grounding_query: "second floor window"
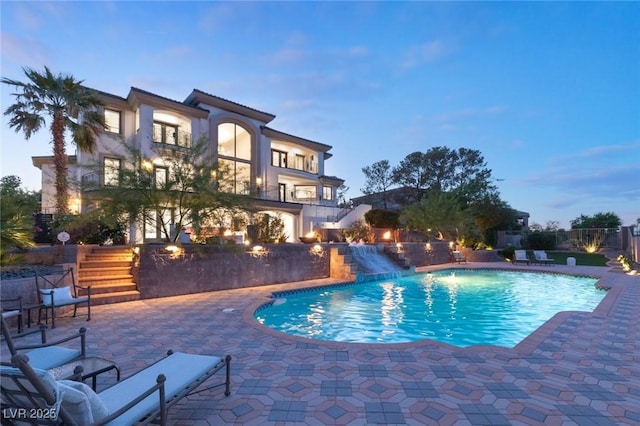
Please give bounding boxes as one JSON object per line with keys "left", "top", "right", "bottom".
{"left": 272, "top": 149, "right": 287, "bottom": 168}
{"left": 153, "top": 122, "right": 179, "bottom": 145}
{"left": 104, "top": 158, "right": 121, "bottom": 186}
{"left": 104, "top": 109, "right": 121, "bottom": 134}
{"left": 323, "top": 186, "right": 333, "bottom": 201}
{"left": 294, "top": 185, "right": 317, "bottom": 200}
{"left": 218, "top": 123, "right": 251, "bottom": 160}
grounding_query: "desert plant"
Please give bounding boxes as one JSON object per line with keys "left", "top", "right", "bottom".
{"left": 501, "top": 246, "right": 515, "bottom": 261}
{"left": 253, "top": 213, "right": 287, "bottom": 243}
{"left": 341, "top": 220, "right": 371, "bottom": 243}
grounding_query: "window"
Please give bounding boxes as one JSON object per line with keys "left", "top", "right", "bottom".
{"left": 294, "top": 154, "right": 305, "bottom": 171}
{"left": 218, "top": 123, "right": 252, "bottom": 195}
{"left": 272, "top": 149, "right": 287, "bottom": 168}
{"left": 104, "top": 109, "right": 121, "bottom": 134}
{"left": 218, "top": 123, "right": 251, "bottom": 160}
{"left": 103, "top": 158, "right": 121, "bottom": 186}
{"left": 323, "top": 186, "right": 333, "bottom": 201}
{"left": 294, "top": 185, "right": 317, "bottom": 200}
{"left": 153, "top": 122, "right": 179, "bottom": 145}
{"left": 155, "top": 167, "right": 169, "bottom": 188}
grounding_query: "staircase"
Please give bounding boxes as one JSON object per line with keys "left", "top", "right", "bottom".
{"left": 77, "top": 246, "right": 140, "bottom": 305}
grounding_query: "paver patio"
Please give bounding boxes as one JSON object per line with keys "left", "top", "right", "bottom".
{"left": 5, "top": 261, "right": 639, "bottom": 425}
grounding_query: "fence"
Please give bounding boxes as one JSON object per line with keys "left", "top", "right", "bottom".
{"left": 499, "top": 228, "right": 622, "bottom": 250}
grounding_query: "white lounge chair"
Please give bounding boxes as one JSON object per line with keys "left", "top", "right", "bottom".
{"left": 1, "top": 350, "right": 231, "bottom": 425}
{"left": 533, "top": 250, "right": 555, "bottom": 265}
{"left": 513, "top": 250, "right": 530, "bottom": 265}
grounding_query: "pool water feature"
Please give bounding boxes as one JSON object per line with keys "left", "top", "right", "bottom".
{"left": 255, "top": 269, "right": 605, "bottom": 347}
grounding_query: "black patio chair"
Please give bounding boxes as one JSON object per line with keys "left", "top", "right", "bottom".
{"left": 35, "top": 267, "right": 91, "bottom": 328}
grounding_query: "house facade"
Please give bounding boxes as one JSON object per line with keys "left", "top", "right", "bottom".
{"left": 32, "top": 87, "right": 365, "bottom": 244}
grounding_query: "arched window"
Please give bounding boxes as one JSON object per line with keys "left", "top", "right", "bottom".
{"left": 218, "top": 123, "right": 252, "bottom": 194}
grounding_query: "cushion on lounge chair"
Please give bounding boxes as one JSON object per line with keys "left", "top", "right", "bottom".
{"left": 26, "top": 346, "right": 83, "bottom": 370}
{"left": 99, "top": 352, "right": 223, "bottom": 425}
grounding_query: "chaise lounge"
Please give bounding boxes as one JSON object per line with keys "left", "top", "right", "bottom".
{"left": 513, "top": 250, "right": 530, "bottom": 265}
{"left": 533, "top": 250, "right": 555, "bottom": 265}
{"left": 1, "top": 350, "right": 231, "bottom": 425}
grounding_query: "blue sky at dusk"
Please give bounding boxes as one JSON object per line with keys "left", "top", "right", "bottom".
{"left": 1, "top": 1, "right": 638, "bottom": 229}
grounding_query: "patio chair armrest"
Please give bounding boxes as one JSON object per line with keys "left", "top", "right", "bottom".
{"left": 8, "top": 323, "right": 47, "bottom": 343}
{"left": 14, "top": 327, "right": 86, "bottom": 355}
{"left": 91, "top": 375, "right": 167, "bottom": 426}
{"left": 2, "top": 296, "right": 23, "bottom": 311}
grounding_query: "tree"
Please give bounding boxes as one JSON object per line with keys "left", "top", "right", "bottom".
{"left": 471, "top": 198, "right": 518, "bottom": 247}
{"left": 2, "top": 66, "right": 105, "bottom": 214}
{"left": 400, "top": 191, "right": 466, "bottom": 242}
{"left": 570, "top": 212, "right": 622, "bottom": 229}
{"left": 0, "top": 176, "right": 40, "bottom": 263}
{"left": 391, "top": 152, "right": 430, "bottom": 202}
{"left": 392, "top": 147, "right": 496, "bottom": 203}
{"left": 336, "top": 183, "right": 350, "bottom": 208}
{"left": 83, "top": 135, "right": 249, "bottom": 243}
{"left": 361, "top": 160, "right": 394, "bottom": 209}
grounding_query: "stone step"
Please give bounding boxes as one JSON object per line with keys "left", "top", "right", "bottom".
{"left": 84, "top": 254, "right": 133, "bottom": 262}
{"left": 78, "top": 275, "right": 135, "bottom": 287}
{"left": 78, "top": 267, "right": 132, "bottom": 278}
{"left": 80, "top": 260, "right": 132, "bottom": 269}
{"left": 80, "top": 282, "right": 138, "bottom": 296}
{"left": 91, "top": 290, "right": 141, "bottom": 305}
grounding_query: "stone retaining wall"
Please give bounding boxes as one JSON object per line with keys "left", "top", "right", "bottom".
{"left": 137, "top": 243, "right": 331, "bottom": 299}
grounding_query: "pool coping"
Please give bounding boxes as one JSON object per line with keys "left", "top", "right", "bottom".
{"left": 243, "top": 262, "right": 620, "bottom": 356}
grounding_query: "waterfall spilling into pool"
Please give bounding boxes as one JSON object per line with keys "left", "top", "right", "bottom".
{"left": 348, "top": 245, "right": 408, "bottom": 282}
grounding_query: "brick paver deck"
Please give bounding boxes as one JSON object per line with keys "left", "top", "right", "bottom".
{"left": 10, "top": 261, "right": 639, "bottom": 425}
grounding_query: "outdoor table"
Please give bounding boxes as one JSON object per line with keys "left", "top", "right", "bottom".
{"left": 48, "top": 357, "right": 120, "bottom": 391}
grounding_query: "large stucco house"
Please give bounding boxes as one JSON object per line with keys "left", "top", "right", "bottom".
{"left": 32, "top": 87, "right": 368, "bottom": 244}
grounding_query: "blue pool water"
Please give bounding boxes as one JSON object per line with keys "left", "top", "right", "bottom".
{"left": 255, "top": 269, "right": 605, "bottom": 347}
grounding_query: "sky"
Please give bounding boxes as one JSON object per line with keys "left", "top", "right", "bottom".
{"left": 1, "top": 1, "right": 638, "bottom": 229}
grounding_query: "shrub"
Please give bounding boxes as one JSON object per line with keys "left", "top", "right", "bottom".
{"left": 526, "top": 232, "right": 556, "bottom": 250}
{"left": 364, "top": 209, "right": 400, "bottom": 228}
{"left": 501, "top": 246, "right": 515, "bottom": 261}
{"left": 341, "top": 220, "right": 371, "bottom": 243}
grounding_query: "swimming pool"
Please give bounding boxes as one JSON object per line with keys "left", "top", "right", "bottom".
{"left": 255, "top": 269, "right": 605, "bottom": 347}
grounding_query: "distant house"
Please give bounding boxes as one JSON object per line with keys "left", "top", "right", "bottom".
{"left": 32, "top": 87, "right": 366, "bottom": 243}
{"left": 351, "top": 186, "right": 422, "bottom": 211}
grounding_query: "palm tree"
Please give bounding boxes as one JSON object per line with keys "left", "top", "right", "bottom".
{"left": 2, "top": 66, "right": 104, "bottom": 214}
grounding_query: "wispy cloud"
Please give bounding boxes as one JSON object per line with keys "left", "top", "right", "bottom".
{"left": 0, "top": 33, "right": 50, "bottom": 70}
{"left": 401, "top": 39, "right": 455, "bottom": 69}
{"left": 434, "top": 105, "right": 507, "bottom": 123}
{"left": 548, "top": 140, "right": 640, "bottom": 163}
{"left": 522, "top": 156, "right": 640, "bottom": 207}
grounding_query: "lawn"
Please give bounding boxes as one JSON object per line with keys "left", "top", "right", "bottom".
{"left": 540, "top": 251, "right": 609, "bottom": 267}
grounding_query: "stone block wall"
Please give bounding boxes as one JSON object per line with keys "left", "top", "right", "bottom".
{"left": 137, "top": 243, "right": 331, "bottom": 299}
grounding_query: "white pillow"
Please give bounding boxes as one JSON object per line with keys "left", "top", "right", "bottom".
{"left": 58, "top": 380, "right": 110, "bottom": 423}
{"left": 40, "top": 287, "right": 73, "bottom": 307}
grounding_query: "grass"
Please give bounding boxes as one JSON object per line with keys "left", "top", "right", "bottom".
{"left": 539, "top": 251, "right": 609, "bottom": 267}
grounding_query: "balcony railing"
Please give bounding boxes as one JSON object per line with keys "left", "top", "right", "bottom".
{"left": 152, "top": 124, "right": 191, "bottom": 148}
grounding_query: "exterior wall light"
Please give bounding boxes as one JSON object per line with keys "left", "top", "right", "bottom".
{"left": 309, "top": 244, "right": 324, "bottom": 257}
